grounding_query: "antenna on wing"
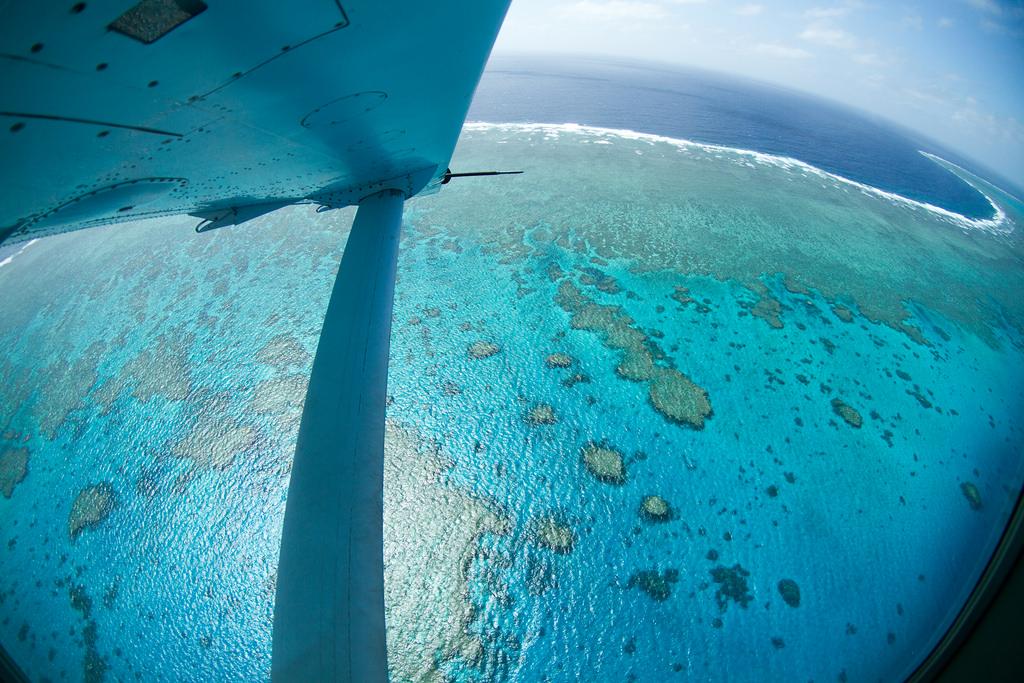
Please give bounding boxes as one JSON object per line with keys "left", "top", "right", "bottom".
{"left": 441, "top": 168, "right": 523, "bottom": 184}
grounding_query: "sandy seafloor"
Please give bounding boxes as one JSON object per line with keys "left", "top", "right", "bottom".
{"left": 1, "top": 124, "right": 1023, "bottom": 683}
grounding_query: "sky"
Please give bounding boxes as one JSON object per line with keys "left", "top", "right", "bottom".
{"left": 492, "top": 0, "right": 1024, "bottom": 185}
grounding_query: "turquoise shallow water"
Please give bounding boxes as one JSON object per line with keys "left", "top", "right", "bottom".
{"left": 1, "top": 125, "right": 1023, "bottom": 683}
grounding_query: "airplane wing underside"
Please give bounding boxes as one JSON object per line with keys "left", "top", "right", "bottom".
{"left": 0, "top": 0, "right": 510, "bottom": 244}
{"left": 1, "top": 3, "right": 513, "bottom": 682}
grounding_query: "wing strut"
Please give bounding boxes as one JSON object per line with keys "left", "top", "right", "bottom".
{"left": 272, "top": 188, "right": 404, "bottom": 682}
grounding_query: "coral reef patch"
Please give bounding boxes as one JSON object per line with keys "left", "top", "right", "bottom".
{"left": 581, "top": 443, "right": 626, "bottom": 485}
{"left": 745, "top": 282, "right": 784, "bottom": 329}
{"left": 532, "top": 516, "right": 576, "bottom": 554}
{"left": 468, "top": 341, "right": 501, "bottom": 359}
{"left": 831, "top": 398, "right": 863, "bottom": 428}
{"left": 555, "top": 281, "right": 711, "bottom": 429}
{"left": 639, "top": 495, "right": 672, "bottom": 522}
{"left": 68, "top": 483, "right": 117, "bottom": 540}
{"left": 122, "top": 331, "right": 192, "bottom": 402}
{"left": 255, "top": 334, "right": 311, "bottom": 370}
{"left": 545, "top": 352, "right": 575, "bottom": 369}
{"left": 832, "top": 304, "right": 854, "bottom": 323}
{"left": 383, "top": 422, "right": 509, "bottom": 682}
{"left": 710, "top": 564, "right": 753, "bottom": 612}
{"left": 172, "top": 404, "right": 256, "bottom": 472}
{"left": 69, "top": 583, "right": 107, "bottom": 683}
{"left": 778, "top": 579, "right": 801, "bottom": 607}
{"left": 0, "top": 446, "right": 29, "bottom": 498}
{"left": 628, "top": 568, "right": 679, "bottom": 602}
{"left": 960, "top": 482, "right": 983, "bottom": 510}
{"left": 525, "top": 403, "right": 557, "bottom": 426}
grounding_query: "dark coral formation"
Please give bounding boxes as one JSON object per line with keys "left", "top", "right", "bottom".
{"left": 672, "top": 285, "right": 711, "bottom": 314}
{"left": 831, "top": 398, "right": 863, "bottom": 428}
{"left": 778, "top": 579, "right": 801, "bottom": 607}
{"left": 639, "top": 495, "right": 672, "bottom": 522}
{"left": 906, "top": 387, "right": 933, "bottom": 409}
{"left": 628, "top": 568, "right": 679, "bottom": 602}
{"left": 960, "top": 482, "right": 983, "bottom": 510}
{"left": 555, "top": 281, "right": 711, "bottom": 429}
{"left": 468, "top": 341, "right": 501, "bottom": 359}
{"left": 69, "top": 483, "right": 117, "bottom": 540}
{"left": 831, "top": 304, "right": 854, "bottom": 323}
{"left": 745, "top": 282, "right": 784, "bottom": 329}
{"left": 896, "top": 322, "right": 929, "bottom": 347}
{"left": 545, "top": 352, "right": 575, "bottom": 369}
{"left": 581, "top": 443, "right": 626, "bottom": 485}
{"left": 648, "top": 371, "right": 713, "bottom": 429}
{"left": 710, "top": 564, "right": 753, "bottom": 612}
{"left": 562, "top": 372, "right": 590, "bottom": 388}
{"left": 578, "top": 266, "right": 622, "bottom": 294}
{"left": 532, "top": 516, "right": 576, "bottom": 554}
{"left": 0, "top": 446, "right": 29, "bottom": 498}
{"left": 69, "top": 583, "right": 108, "bottom": 683}
{"left": 525, "top": 403, "right": 557, "bottom": 426}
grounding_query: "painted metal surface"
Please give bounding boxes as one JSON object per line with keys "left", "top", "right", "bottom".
{"left": 272, "top": 189, "right": 404, "bottom": 682}
{"left": 0, "top": 0, "right": 512, "bottom": 243}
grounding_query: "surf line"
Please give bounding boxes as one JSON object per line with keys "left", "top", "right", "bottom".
{"left": 464, "top": 121, "right": 1010, "bottom": 234}
{"left": 0, "top": 238, "right": 38, "bottom": 268}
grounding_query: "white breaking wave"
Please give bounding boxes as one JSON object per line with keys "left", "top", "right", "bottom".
{"left": 463, "top": 122, "right": 1011, "bottom": 234}
{"left": 0, "top": 238, "right": 38, "bottom": 269}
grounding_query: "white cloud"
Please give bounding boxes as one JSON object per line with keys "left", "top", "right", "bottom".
{"left": 853, "top": 52, "right": 886, "bottom": 66}
{"left": 968, "top": 0, "right": 1003, "bottom": 15}
{"left": 861, "top": 72, "right": 886, "bottom": 88}
{"left": 800, "top": 23, "right": 857, "bottom": 49}
{"left": 968, "top": 0, "right": 1024, "bottom": 34}
{"left": 901, "top": 14, "right": 923, "bottom": 30}
{"left": 734, "top": 3, "right": 763, "bottom": 16}
{"left": 754, "top": 42, "right": 812, "bottom": 59}
{"left": 903, "top": 87, "right": 949, "bottom": 108}
{"left": 937, "top": 16, "right": 954, "bottom": 28}
{"left": 805, "top": 6, "right": 852, "bottom": 19}
{"left": 559, "top": 1, "right": 668, "bottom": 21}
{"left": 952, "top": 105, "right": 1024, "bottom": 146}
{"left": 980, "top": 17, "right": 1024, "bottom": 36}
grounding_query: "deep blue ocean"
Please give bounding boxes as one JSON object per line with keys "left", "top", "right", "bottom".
{"left": 470, "top": 55, "right": 1018, "bottom": 220}
{"left": 1, "top": 56, "right": 1023, "bottom": 683}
